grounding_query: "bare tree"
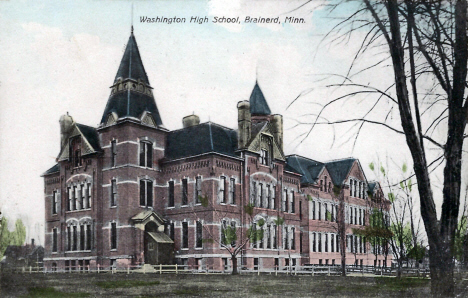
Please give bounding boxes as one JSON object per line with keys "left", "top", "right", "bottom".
{"left": 293, "top": 1, "right": 468, "bottom": 295}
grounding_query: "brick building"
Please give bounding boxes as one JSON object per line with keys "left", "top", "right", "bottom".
{"left": 42, "top": 30, "right": 391, "bottom": 271}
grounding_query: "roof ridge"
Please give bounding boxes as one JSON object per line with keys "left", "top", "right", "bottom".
{"left": 325, "top": 157, "right": 356, "bottom": 163}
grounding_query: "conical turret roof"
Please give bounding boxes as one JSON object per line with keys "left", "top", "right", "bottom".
{"left": 100, "top": 30, "right": 163, "bottom": 127}
{"left": 249, "top": 81, "right": 271, "bottom": 115}
{"left": 114, "top": 30, "right": 149, "bottom": 85}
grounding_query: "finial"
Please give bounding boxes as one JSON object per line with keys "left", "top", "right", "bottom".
{"left": 131, "top": 3, "right": 134, "bottom": 34}
{"left": 256, "top": 61, "right": 259, "bottom": 83}
{"left": 131, "top": 25, "right": 134, "bottom": 34}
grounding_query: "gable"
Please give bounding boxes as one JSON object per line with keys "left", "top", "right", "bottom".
{"left": 57, "top": 123, "right": 101, "bottom": 161}
{"left": 246, "top": 122, "right": 285, "bottom": 161}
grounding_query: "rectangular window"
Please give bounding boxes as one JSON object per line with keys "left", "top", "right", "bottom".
{"left": 318, "top": 233, "right": 322, "bottom": 252}
{"left": 76, "top": 185, "right": 81, "bottom": 210}
{"left": 140, "top": 180, "right": 153, "bottom": 207}
{"left": 73, "top": 226, "right": 77, "bottom": 251}
{"left": 221, "top": 220, "right": 227, "bottom": 245}
{"left": 111, "top": 140, "right": 117, "bottom": 167}
{"left": 291, "top": 191, "right": 295, "bottom": 213}
{"left": 252, "top": 223, "right": 257, "bottom": 248}
{"left": 182, "top": 179, "right": 188, "bottom": 205}
{"left": 73, "top": 186, "right": 78, "bottom": 211}
{"left": 283, "top": 227, "right": 288, "bottom": 249}
{"left": 229, "top": 178, "right": 235, "bottom": 204}
{"left": 67, "top": 226, "right": 71, "bottom": 251}
{"left": 331, "top": 233, "right": 335, "bottom": 252}
{"left": 312, "top": 233, "right": 316, "bottom": 252}
{"left": 139, "top": 141, "right": 153, "bottom": 168}
{"left": 272, "top": 225, "right": 277, "bottom": 249}
{"left": 312, "top": 201, "right": 316, "bottom": 220}
{"left": 230, "top": 221, "right": 236, "bottom": 246}
{"left": 320, "top": 179, "right": 323, "bottom": 191}
{"left": 195, "top": 176, "right": 202, "bottom": 204}
{"left": 266, "top": 185, "right": 271, "bottom": 209}
{"left": 170, "top": 222, "right": 175, "bottom": 240}
{"left": 182, "top": 222, "right": 188, "bottom": 249}
{"left": 354, "top": 181, "right": 357, "bottom": 197}
{"left": 271, "top": 186, "right": 276, "bottom": 210}
{"left": 87, "top": 183, "right": 92, "bottom": 209}
{"left": 52, "top": 228, "right": 57, "bottom": 252}
{"left": 325, "top": 233, "right": 328, "bottom": 252}
{"left": 354, "top": 207, "right": 357, "bottom": 225}
{"left": 259, "top": 225, "right": 264, "bottom": 249}
{"left": 318, "top": 202, "right": 322, "bottom": 220}
{"left": 251, "top": 181, "right": 256, "bottom": 205}
{"left": 331, "top": 204, "right": 334, "bottom": 222}
{"left": 349, "top": 179, "right": 353, "bottom": 197}
{"left": 168, "top": 181, "right": 174, "bottom": 207}
{"left": 291, "top": 228, "right": 295, "bottom": 250}
{"left": 111, "top": 222, "right": 117, "bottom": 250}
{"left": 336, "top": 234, "right": 340, "bottom": 252}
{"left": 283, "top": 189, "right": 288, "bottom": 212}
{"left": 67, "top": 187, "right": 72, "bottom": 211}
{"left": 266, "top": 225, "right": 271, "bottom": 249}
{"left": 196, "top": 221, "right": 202, "bottom": 248}
{"left": 219, "top": 176, "right": 226, "bottom": 203}
{"left": 86, "top": 224, "right": 92, "bottom": 250}
{"left": 81, "top": 184, "right": 86, "bottom": 209}
{"left": 324, "top": 203, "right": 328, "bottom": 221}
{"left": 80, "top": 225, "right": 85, "bottom": 250}
{"left": 300, "top": 231, "right": 303, "bottom": 253}
{"left": 111, "top": 179, "right": 117, "bottom": 207}
{"left": 52, "top": 190, "right": 58, "bottom": 214}
{"left": 259, "top": 183, "right": 263, "bottom": 208}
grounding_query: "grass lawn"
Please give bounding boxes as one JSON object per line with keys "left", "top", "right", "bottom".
{"left": 1, "top": 272, "right": 467, "bottom": 297}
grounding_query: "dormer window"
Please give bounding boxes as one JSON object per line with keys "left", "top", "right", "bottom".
{"left": 259, "top": 136, "right": 273, "bottom": 166}
{"left": 260, "top": 149, "right": 268, "bottom": 165}
{"left": 70, "top": 137, "right": 82, "bottom": 167}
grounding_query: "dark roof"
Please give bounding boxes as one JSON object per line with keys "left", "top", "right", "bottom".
{"left": 114, "top": 32, "right": 149, "bottom": 85}
{"left": 42, "top": 164, "right": 59, "bottom": 176}
{"left": 368, "top": 181, "right": 377, "bottom": 192}
{"left": 249, "top": 82, "right": 271, "bottom": 115}
{"left": 325, "top": 158, "right": 356, "bottom": 185}
{"left": 76, "top": 123, "right": 101, "bottom": 152}
{"left": 286, "top": 155, "right": 324, "bottom": 184}
{"left": 165, "top": 122, "right": 238, "bottom": 160}
{"left": 100, "top": 90, "right": 163, "bottom": 125}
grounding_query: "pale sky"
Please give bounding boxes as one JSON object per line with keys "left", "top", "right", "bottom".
{"left": 0, "top": 0, "right": 463, "bottom": 245}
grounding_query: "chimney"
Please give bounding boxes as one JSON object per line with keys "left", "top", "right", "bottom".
{"left": 31, "top": 238, "right": 35, "bottom": 247}
{"left": 182, "top": 114, "right": 200, "bottom": 128}
{"left": 237, "top": 101, "right": 251, "bottom": 149}
{"left": 59, "top": 112, "right": 74, "bottom": 148}
{"left": 271, "top": 114, "right": 283, "bottom": 152}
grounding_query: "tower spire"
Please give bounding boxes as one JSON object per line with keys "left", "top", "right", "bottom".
{"left": 131, "top": 3, "right": 134, "bottom": 34}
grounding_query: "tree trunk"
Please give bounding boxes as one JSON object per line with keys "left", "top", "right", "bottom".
{"left": 231, "top": 255, "right": 238, "bottom": 275}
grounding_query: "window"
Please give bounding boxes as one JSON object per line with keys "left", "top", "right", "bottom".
{"left": 86, "top": 183, "right": 91, "bottom": 209}
{"left": 140, "top": 180, "right": 153, "bottom": 207}
{"left": 324, "top": 203, "right": 328, "bottom": 221}
{"left": 328, "top": 182, "right": 332, "bottom": 193}
{"left": 196, "top": 221, "right": 203, "bottom": 248}
{"left": 324, "top": 176, "right": 328, "bottom": 192}
{"left": 139, "top": 141, "right": 153, "bottom": 168}
{"left": 318, "top": 202, "right": 322, "bottom": 220}
{"left": 182, "top": 222, "right": 188, "bottom": 249}
{"left": 331, "top": 204, "right": 334, "bottom": 222}
{"left": 73, "top": 226, "right": 77, "bottom": 251}
{"left": 354, "top": 180, "right": 357, "bottom": 197}
{"left": 259, "top": 183, "right": 264, "bottom": 208}
{"left": 318, "top": 233, "right": 322, "bottom": 252}
{"left": 290, "top": 191, "right": 295, "bottom": 213}
{"left": 259, "top": 225, "right": 264, "bottom": 248}
{"left": 67, "top": 187, "right": 72, "bottom": 211}
{"left": 358, "top": 182, "right": 362, "bottom": 198}
{"left": 266, "top": 225, "right": 271, "bottom": 249}
{"left": 336, "top": 234, "right": 340, "bottom": 252}
{"left": 312, "top": 201, "right": 316, "bottom": 220}
{"left": 195, "top": 176, "right": 202, "bottom": 204}
{"left": 168, "top": 181, "right": 174, "bottom": 207}
{"left": 320, "top": 179, "right": 323, "bottom": 191}
{"left": 221, "top": 220, "right": 227, "bottom": 245}
{"left": 300, "top": 231, "right": 303, "bottom": 253}
{"left": 111, "top": 222, "right": 117, "bottom": 250}
{"left": 86, "top": 224, "right": 92, "bottom": 250}
{"left": 349, "top": 179, "right": 353, "bottom": 196}
{"left": 111, "top": 140, "right": 117, "bottom": 167}
{"left": 354, "top": 207, "right": 357, "bottom": 225}
{"left": 260, "top": 149, "right": 269, "bottom": 165}
{"left": 182, "top": 178, "right": 188, "bottom": 205}
{"left": 331, "top": 233, "right": 335, "bottom": 252}
{"left": 271, "top": 186, "right": 276, "bottom": 209}
{"left": 73, "top": 186, "right": 77, "bottom": 211}
{"left": 291, "top": 228, "right": 295, "bottom": 250}
{"left": 67, "top": 226, "right": 71, "bottom": 251}
{"left": 229, "top": 178, "right": 235, "bottom": 204}
{"left": 111, "top": 179, "right": 117, "bottom": 207}
{"left": 70, "top": 137, "right": 82, "bottom": 168}
{"left": 325, "top": 233, "right": 328, "bottom": 252}
{"left": 283, "top": 227, "right": 289, "bottom": 249}
{"left": 219, "top": 176, "right": 226, "bottom": 203}
{"left": 80, "top": 225, "right": 85, "bottom": 250}
{"left": 272, "top": 225, "right": 277, "bottom": 249}
{"left": 312, "top": 233, "right": 316, "bottom": 252}
{"left": 76, "top": 185, "right": 81, "bottom": 210}
{"left": 283, "top": 189, "right": 288, "bottom": 212}
{"left": 52, "top": 228, "right": 57, "bottom": 252}
{"left": 251, "top": 223, "right": 257, "bottom": 248}
{"left": 52, "top": 190, "right": 58, "bottom": 215}
{"left": 81, "top": 184, "right": 86, "bottom": 209}
{"left": 230, "top": 221, "right": 236, "bottom": 246}
{"left": 170, "top": 222, "right": 175, "bottom": 240}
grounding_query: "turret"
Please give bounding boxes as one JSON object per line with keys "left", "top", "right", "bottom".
{"left": 237, "top": 101, "right": 251, "bottom": 149}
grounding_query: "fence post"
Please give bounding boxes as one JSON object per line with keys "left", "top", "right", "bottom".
{"left": 275, "top": 265, "right": 278, "bottom": 276}
{"left": 127, "top": 266, "right": 130, "bottom": 275}
{"left": 328, "top": 266, "right": 330, "bottom": 276}
{"left": 30, "top": 266, "right": 32, "bottom": 274}
{"left": 160, "top": 264, "right": 162, "bottom": 274}
{"left": 312, "top": 266, "right": 314, "bottom": 277}
{"left": 176, "top": 264, "right": 178, "bottom": 274}
{"left": 98, "top": 264, "right": 100, "bottom": 274}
